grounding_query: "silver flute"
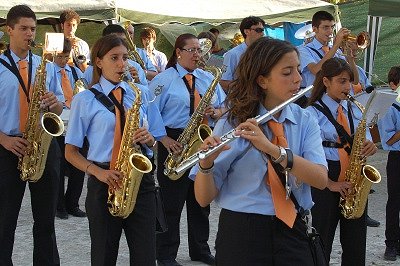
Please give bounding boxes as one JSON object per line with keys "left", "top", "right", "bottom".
{"left": 173, "top": 85, "right": 314, "bottom": 175}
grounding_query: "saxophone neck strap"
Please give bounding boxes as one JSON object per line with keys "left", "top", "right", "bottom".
{"left": 392, "top": 103, "right": 400, "bottom": 112}
{"left": 70, "top": 66, "right": 79, "bottom": 82}
{"left": 0, "top": 49, "right": 33, "bottom": 101}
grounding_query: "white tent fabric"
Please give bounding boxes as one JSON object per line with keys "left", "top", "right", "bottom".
{"left": 1, "top": 0, "right": 335, "bottom": 26}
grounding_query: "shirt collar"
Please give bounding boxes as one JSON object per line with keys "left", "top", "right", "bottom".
{"left": 176, "top": 63, "right": 202, "bottom": 79}
{"left": 99, "top": 76, "right": 127, "bottom": 96}
{"left": 321, "top": 93, "right": 348, "bottom": 114}
{"left": 54, "top": 64, "right": 71, "bottom": 73}
{"left": 10, "top": 49, "right": 29, "bottom": 63}
{"left": 258, "top": 102, "right": 298, "bottom": 125}
{"left": 311, "top": 38, "right": 327, "bottom": 50}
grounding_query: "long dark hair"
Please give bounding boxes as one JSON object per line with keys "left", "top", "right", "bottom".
{"left": 90, "top": 35, "right": 128, "bottom": 86}
{"left": 307, "top": 58, "right": 354, "bottom": 106}
{"left": 165, "top": 33, "right": 197, "bottom": 69}
{"left": 226, "top": 37, "right": 298, "bottom": 126}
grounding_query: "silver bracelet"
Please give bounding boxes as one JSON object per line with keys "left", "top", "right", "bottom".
{"left": 271, "top": 146, "right": 287, "bottom": 164}
{"left": 198, "top": 163, "right": 214, "bottom": 175}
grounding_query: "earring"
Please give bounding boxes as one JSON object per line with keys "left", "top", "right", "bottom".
{"left": 177, "top": 55, "right": 181, "bottom": 59}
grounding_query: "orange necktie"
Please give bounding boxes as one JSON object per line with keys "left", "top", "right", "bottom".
{"left": 266, "top": 120, "right": 297, "bottom": 228}
{"left": 61, "top": 69, "right": 73, "bottom": 108}
{"left": 110, "top": 87, "right": 123, "bottom": 169}
{"left": 353, "top": 83, "right": 363, "bottom": 95}
{"left": 18, "top": 60, "right": 29, "bottom": 132}
{"left": 185, "top": 74, "right": 208, "bottom": 124}
{"left": 336, "top": 105, "right": 351, "bottom": 181}
{"left": 322, "top": 45, "right": 330, "bottom": 55}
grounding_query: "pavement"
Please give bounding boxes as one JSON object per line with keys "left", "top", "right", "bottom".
{"left": 12, "top": 148, "right": 397, "bottom": 265}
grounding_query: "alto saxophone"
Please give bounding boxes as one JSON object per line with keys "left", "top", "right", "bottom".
{"left": 123, "top": 21, "right": 146, "bottom": 70}
{"left": 164, "top": 66, "right": 222, "bottom": 180}
{"left": 339, "top": 92, "right": 381, "bottom": 219}
{"left": 18, "top": 43, "right": 65, "bottom": 182}
{"left": 107, "top": 74, "right": 153, "bottom": 218}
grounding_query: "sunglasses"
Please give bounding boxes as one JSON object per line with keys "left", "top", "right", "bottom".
{"left": 250, "top": 28, "right": 264, "bottom": 33}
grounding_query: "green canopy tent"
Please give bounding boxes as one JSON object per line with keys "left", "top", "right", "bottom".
{"left": 364, "top": 0, "right": 400, "bottom": 80}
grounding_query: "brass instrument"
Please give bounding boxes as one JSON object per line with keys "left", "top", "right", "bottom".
{"left": 230, "top": 33, "right": 244, "bottom": 47}
{"left": 73, "top": 78, "right": 88, "bottom": 95}
{"left": 107, "top": 73, "right": 153, "bottom": 218}
{"left": 341, "top": 31, "right": 370, "bottom": 56}
{"left": 174, "top": 86, "right": 315, "bottom": 175}
{"left": 339, "top": 92, "right": 381, "bottom": 219}
{"left": 0, "top": 42, "right": 6, "bottom": 54}
{"left": 70, "top": 37, "right": 86, "bottom": 65}
{"left": 18, "top": 41, "right": 65, "bottom": 182}
{"left": 123, "top": 21, "right": 146, "bottom": 70}
{"left": 164, "top": 65, "right": 222, "bottom": 180}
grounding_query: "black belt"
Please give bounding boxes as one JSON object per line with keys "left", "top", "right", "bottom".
{"left": 322, "top": 141, "right": 344, "bottom": 148}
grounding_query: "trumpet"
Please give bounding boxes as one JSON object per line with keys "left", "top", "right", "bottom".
{"left": 343, "top": 31, "right": 370, "bottom": 50}
{"left": 173, "top": 85, "right": 314, "bottom": 176}
{"left": 69, "top": 37, "right": 87, "bottom": 65}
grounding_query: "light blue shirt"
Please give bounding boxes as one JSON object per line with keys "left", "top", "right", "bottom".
{"left": 221, "top": 42, "right": 247, "bottom": 81}
{"left": 298, "top": 38, "right": 345, "bottom": 89}
{"left": 0, "top": 51, "right": 64, "bottom": 135}
{"left": 378, "top": 102, "right": 400, "bottom": 151}
{"left": 355, "top": 65, "right": 372, "bottom": 91}
{"left": 83, "top": 59, "right": 148, "bottom": 87}
{"left": 136, "top": 48, "right": 157, "bottom": 72}
{"left": 149, "top": 63, "right": 226, "bottom": 129}
{"left": 191, "top": 103, "right": 327, "bottom": 215}
{"left": 306, "top": 93, "right": 372, "bottom": 161}
{"left": 65, "top": 76, "right": 166, "bottom": 162}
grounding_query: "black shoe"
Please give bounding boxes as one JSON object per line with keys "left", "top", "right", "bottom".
{"left": 366, "top": 215, "right": 380, "bottom": 227}
{"left": 67, "top": 207, "right": 87, "bottom": 217}
{"left": 56, "top": 210, "right": 68, "bottom": 219}
{"left": 191, "top": 254, "right": 216, "bottom": 266}
{"left": 156, "top": 259, "right": 182, "bottom": 266}
{"left": 384, "top": 246, "right": 397, "bottom": 261}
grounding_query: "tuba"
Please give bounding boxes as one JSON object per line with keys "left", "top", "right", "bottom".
{"left": 18, "top": 41, "right": 65, "bottom": 182}
{"left": 123, "top": 21, "right": 146, "bottom": 71}
{"left": 339, "top": 92, "right": 381, "bottom": 219}
{"left": 107, "top": 73, "right": 153, "bottom": 218}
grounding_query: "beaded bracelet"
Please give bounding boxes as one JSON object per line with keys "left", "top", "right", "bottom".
{"left": 198, "top": 162, "right": 214, "bottom": 175}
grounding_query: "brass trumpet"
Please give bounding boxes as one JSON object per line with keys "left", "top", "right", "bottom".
{"left": 344, "top": 31, "right": 370, "bottom": 50}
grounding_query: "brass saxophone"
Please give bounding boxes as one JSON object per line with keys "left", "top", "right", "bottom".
{"left": 164, "top": 66, "right": 222, "bottom": 180}
{"left": 107, "top": 74, "right": 153, "bottom": 218}
{"left": 18, "top": 43, "right": 65, "bottom": 182}
{"left": 123, "top": 21, "right": 146, "bottom": 70}
{"left": 339, "top": 92, "right": 381, "bottom": 219}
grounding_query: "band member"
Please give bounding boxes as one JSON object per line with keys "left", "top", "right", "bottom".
{"left": 83, "top": 24, "right": 148, "bottom": 88}
{"left": 306, "top": 58, "right": 377, "bottom": 265}
{"left": 149, "top": 33, "right": 226, "bottom": 266}
{"left": 59, "top": 9, "right": 90, "bottom": 71}
{"left": 65, "top": 34, "right": 166, "bottom": 265}
{"left": 193, "top": 37, "right": 328, "bottom": 265}
{"left": 379, "top": 66, "right": 400, "bottom": 261}
{"left": 0, "top": 5, "right": 64, "bottom": 265}
{"left": 124, "top": 22, "right": 158, "bottom": 81}
{"left": 219, "top": 16, "right": 265, "bottom": 91}
{"left": 52, "top": 38, "right": 87, "bottom": 219}
{"left": 140, "top": 27, "right": 168, "bottom": 73}
{"left": 298, "top": 11, "right": 359, "bottom": 94}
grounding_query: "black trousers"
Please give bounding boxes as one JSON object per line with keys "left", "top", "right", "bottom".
{"left": 311, "top": 160, "right": 366, "bottom": 266}
{"left": 86, "top": 164, "right": 156, "bottom": 266}
{"left": 56, "top": 136, "right": 86, "bottom": 212}
{"left": 156, "top": 127, "right": 211, "bottom": 261}
{"left": 215, "top": 209, "right": 314, "bottom": 266}
{"left": 385, "top": 151, "right": 400, "bottom": 247}
{"left": 0, "top": 139, "right": 61, "bottom": 266}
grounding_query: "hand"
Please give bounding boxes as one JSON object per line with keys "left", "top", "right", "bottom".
{"left": 334, "top": 27, "right": 351, "bottom": 47}
{"left": 133, "top": 127, "right": 155, "bottom": 147}
{"left": 361, "top": 140, "right": 377, "bottom": 157}
{"left": 0, "top": 135, "right": 29, "bottom": 157}
{"left": 204, "top": 106, "right": 222, "bottom": 120}
{"left": 160, "top": 136, "right": 183, "bottom": 154}
{"left": 198, "top": 135, "right": 230, "bottom": 169}
{"left": 128, "top": 65, "right": 140, "bottom": 83}
{"left": 234, "top": 118, "right": 274, "bottom": 154}
{"left": 327, "top": 180, "right": 352, "bottom": 198}
{"left": 95, "top": 168, "right": 122, "bottom": 191}
{"left": 40, "top": 91, "right": 59, "bottom": 111}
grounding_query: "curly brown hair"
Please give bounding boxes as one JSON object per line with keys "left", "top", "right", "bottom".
{"left": 226, "top": 37, "right": 298, "bottom": 126}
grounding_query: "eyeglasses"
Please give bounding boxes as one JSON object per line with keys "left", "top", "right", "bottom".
{"left": 56, "top": 55, "right": 70, "bottom": 60}
{"left": 181, "top": 48, "right": 203, "bottom": 54}
{"left": 250, "top": 28, "right": 264, "bottom": 33}
{"left": 319, "top": 25, "right": 335, "bottom": 31}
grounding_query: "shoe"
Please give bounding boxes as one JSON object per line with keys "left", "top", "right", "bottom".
{"left": 156, "top": 259, "right": 182, "bottom": 266}
{"left": 191, "top": 254, "right": 216, "bottom": 265}
{"left": 56, "top": 210, "right": 68, "bottom": 219}
{"left": 384, "top": 246, "right": 397, "bottom": 261}
{"left": 67, "top": 207, "right": 87, "bottom": 217}
{"left": 366, "top": 215, "right": 380, "bottom": 227}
